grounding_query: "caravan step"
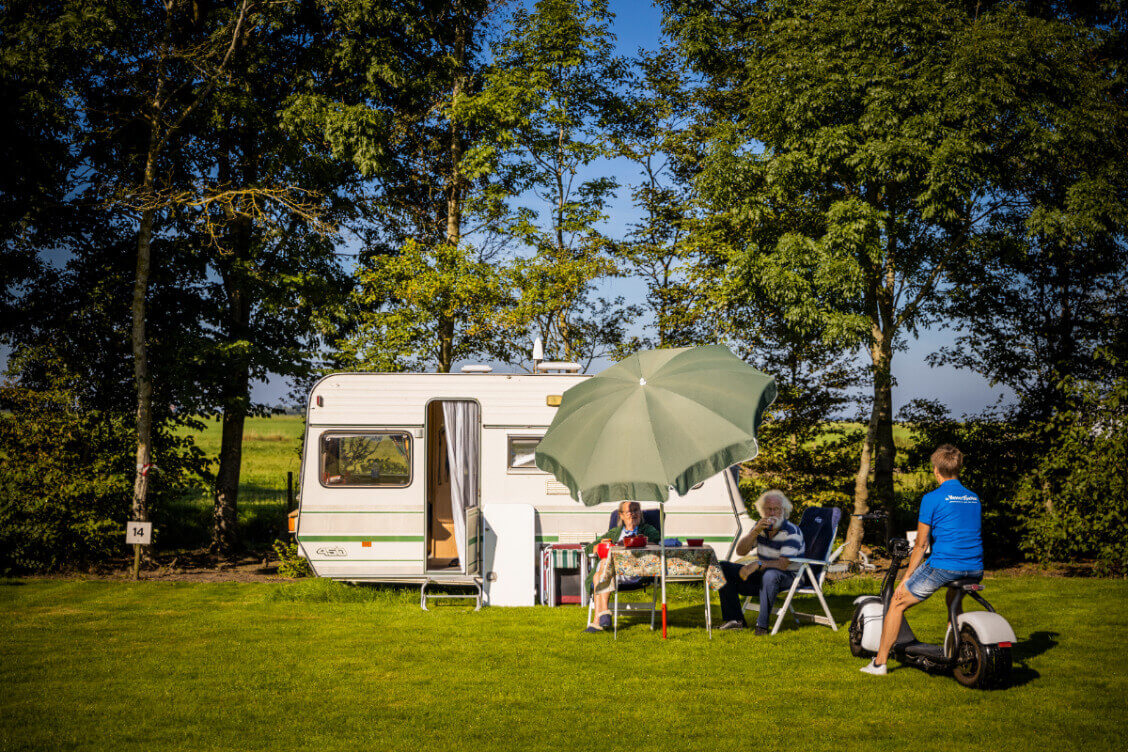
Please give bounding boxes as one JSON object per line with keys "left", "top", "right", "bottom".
{"left": 420, "top": 577, "right": 484, "bottom": 611}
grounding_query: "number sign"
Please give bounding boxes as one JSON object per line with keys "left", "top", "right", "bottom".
{"left": 126, "top": 521, "right": 152, "bottom": 545}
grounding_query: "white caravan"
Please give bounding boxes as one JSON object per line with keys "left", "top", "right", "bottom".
{"left": 293, "top": 370, "right": 752, "bottom": 606}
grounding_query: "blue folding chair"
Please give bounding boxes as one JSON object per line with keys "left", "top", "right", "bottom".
{"left": 743, "top": 506, "right": 843, "bottom": 635}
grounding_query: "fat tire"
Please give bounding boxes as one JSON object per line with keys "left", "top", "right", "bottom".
{"left": 953, "top": 625, "right": 1011, "bottom": 689}
{"left": 849, "top": 605, "right": 872, "bottom": 658}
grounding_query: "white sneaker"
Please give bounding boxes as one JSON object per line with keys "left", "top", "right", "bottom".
{"left": 859, "top": 660, "right": 887, "bottom": 676}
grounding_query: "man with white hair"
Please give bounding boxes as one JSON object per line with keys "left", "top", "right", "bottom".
{"left": 716, "top": 489, "right": 805, "bottom": 634}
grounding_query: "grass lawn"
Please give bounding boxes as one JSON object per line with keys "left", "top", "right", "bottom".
{"left": 3, "top": 575, "right": 1126, "bottom": 752}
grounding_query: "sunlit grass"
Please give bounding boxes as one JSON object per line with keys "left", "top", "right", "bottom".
{"left": 2, "top": 575, "right": 1125, "bottom": 752}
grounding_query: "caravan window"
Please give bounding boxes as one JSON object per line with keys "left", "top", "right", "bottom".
{"left": 320, "top": 432, "right": 412, "bottom": 487}
{"left": 507, "top": 435, "right": 545, "bottom": 473}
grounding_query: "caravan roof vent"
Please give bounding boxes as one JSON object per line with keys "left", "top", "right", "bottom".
{"left": 460, "top": 364, "right": 493, "bottom": 373}
{"left": 535, "top": 361, "right": 581, "bottom": 373}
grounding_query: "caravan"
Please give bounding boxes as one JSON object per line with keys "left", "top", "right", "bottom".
{"left": 293, "top": 369, "right": 752, "bottom": 606}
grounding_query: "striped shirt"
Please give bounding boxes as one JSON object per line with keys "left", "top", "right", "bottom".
{"left": 757, "top": 520, "right": 804, "bottom": 560}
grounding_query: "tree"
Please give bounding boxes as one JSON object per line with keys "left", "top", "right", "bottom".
{"left": 468, "top": 0, "right": 637, "bottom": 367}
{"left": 290, "top": 0, "right": 508, "bottom": 374}
{"left": 660, "top": 0, "right": 1121, "bottom": 552}
{"left": 613, "top": 47, "right": 708, "bottom": 349}
{"left": 60, "top": 0, "right": 255, "bottom": 542}
{"left": 927, "top": 6, "right": 1128, "bottom": 418}
{"left": 338, "top": 240, "right": 508, "bottom": 372}
{"left": 187, "top": 2, "right": 354, "bottom": 555}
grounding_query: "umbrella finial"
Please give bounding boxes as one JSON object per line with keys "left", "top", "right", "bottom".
{"left": 639, "top": 377, "right": 647, "bottom": 386}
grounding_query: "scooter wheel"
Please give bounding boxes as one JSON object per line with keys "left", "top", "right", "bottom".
{"left": 848, "top": 606, "right": 872, "bottom": 658}
{"left": 953, "top": 625, "right": 1011, "bottom": 689}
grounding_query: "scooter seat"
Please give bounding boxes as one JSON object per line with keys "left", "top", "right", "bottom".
{"left": 947, "top": 577, "right": 983, "bottom": 591}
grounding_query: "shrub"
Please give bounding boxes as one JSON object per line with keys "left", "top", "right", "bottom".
{"left": 898, "top": 399, "right": 1035, "bottom": 566}
{"left": 272, "top": 538, "right": 312, "bottom": 578}
{"left": 0, "top": 359, "right": 204, "bottom": 573}
{"left": 1012, "top": 370, "right": 1128, "bottom": 576}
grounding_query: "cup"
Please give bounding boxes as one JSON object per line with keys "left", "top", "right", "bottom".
{"left": 686, "top": 538, "right": 704, "bottom": 547}
{"left": 597, "top": 539, "right": 612, "bottom": 559}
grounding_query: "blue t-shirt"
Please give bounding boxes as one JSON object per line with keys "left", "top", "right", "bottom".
{"left": 918, "top": 479, "right": 983, "bottom": 571}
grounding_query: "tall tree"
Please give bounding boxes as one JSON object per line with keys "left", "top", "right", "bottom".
{"left": 189, "top": 2, "right": 353, "bottom": 555}
{"left": 469, "top": 0, "right": 636, "bottom": 367}
{"left": 660, "top": 0, "right": 1120, "bottom": 551}
{"left": 67, "top": 0, "right": 255, "bottom": 539}
{"left": 293, "top": 0, "right": 507, "bottom": 374}
{"left": 613, "top": 47, "right": 707, "bottom": 349}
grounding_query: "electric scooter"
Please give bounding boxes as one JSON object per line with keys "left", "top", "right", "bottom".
{"left": 848, "top": 515, "right": 1017, "bottom": 689}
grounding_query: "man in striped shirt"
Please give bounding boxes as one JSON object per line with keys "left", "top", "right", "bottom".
{"left": 717, "top": 490, "right": 805, "bottom": 634}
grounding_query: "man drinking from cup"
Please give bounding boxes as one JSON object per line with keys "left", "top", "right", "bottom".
{"left": 716, "top": 490, "right": 805, "bottom": 634}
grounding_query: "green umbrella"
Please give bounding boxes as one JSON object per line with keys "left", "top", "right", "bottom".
{"left": 534, "top": 344, "right": 776, "bottom": 638}
{"left": 534, "top": 344, "right": 776, "bottom": 505}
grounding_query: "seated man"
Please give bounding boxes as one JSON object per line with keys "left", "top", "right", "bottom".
{"left": 583, "top": 500, "right": 661, "bottom": 633}
{"left": 861, "top": 444, "right": 983, "bottom": 676}
{"left": 716, "top": 490, "right": 805, "bottom": 634}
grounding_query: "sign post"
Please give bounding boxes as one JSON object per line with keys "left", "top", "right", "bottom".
{"left": 126, "top": 521, "right": 152, "bottom": 580}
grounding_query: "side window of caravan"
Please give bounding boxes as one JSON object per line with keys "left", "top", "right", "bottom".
{"left": 320, "top": 432, "right": 412, "bottom": 487}
{"left": 507, "top": 435, "right": 545, "bottom": 473}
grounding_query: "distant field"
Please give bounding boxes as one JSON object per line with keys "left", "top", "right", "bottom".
{"left": 179, "top": 414, "right": 304, "bottom": 493}
{"left": 168, "top": 416, "right": 305, "bottom": 548}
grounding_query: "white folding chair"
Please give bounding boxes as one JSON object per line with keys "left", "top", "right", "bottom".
{"left": 743, "top": 507, "right": 842, "bottom": 635}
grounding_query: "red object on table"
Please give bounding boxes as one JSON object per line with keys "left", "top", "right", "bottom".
{"left": 686, "top": 538, "right": 704, "bottom": 547}
{"left": 597, "top": 539, "right": 613, "bottom": 559}
{"left": 623, "top": 535, "right": 647, "bottom": 548}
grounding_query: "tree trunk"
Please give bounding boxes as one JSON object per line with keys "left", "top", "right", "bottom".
{"left": 130, "top": 89, "right": 165, "bottom": 528}
{"left": 213, "top": 405, "right": 246, "bottom": 556}
{"left": 842, "top": 395, "right": 878, "bottom": 562}
{"left": 131, "top": 202, "right": 156, "bottom": 525}
{"left": 211, "top": 121, "right": 257, "bottom": 557}
{"left": 438, "top": 315, "right": 455, "bottom": 373}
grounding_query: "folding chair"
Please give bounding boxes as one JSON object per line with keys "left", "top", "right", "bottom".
{"left": 586, "top": 509, "right": 660, "bottom": 636}
{"left": 743, "top": 506, "right": 843, "bottom": 635}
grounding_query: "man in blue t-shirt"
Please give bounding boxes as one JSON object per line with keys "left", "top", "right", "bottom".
{"left": 861, "top": 444, "right": 983, "bottom": 676}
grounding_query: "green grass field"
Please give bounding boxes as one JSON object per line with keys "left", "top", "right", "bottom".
{"left": 181, "top": 414, "right": 305, "bottom": 492}
{"left": 3, "top": 575, "right": 1126, "bottom": 752}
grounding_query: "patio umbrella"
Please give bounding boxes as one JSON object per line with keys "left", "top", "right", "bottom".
{"left": 534, "top": 344, "right": 776, "bottom": 635}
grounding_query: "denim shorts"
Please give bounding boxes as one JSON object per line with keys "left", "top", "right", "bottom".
{"left": 904, "top": 561, "right": 982, "bottom": 600}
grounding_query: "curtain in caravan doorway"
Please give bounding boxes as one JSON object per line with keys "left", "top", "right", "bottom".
{"left": 442, "top": 401, "right": 479, "bottom": 568}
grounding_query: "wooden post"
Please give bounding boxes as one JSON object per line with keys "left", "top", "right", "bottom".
{"left": 286, "top": 471, "right": 294, "bottom": 511}
{"left": 132, "top": 543, "right": 141, "bottom": 581}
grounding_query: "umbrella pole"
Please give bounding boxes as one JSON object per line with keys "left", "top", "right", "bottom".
{"left": 660, "top": 502, "right": 667, "bottom": 639}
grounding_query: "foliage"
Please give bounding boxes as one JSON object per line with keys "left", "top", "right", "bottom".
{"left": 0, "top": 357, "right": 202, "bottom": 573}
{"left": 1011, "top": 365, "right": 1128, "bottom": 576}
{"left": 613, "top": 47, "right": 708, "bottom": 350}
{"left": 661, "top": 0, "right": 1128, "bottom": 550}
{"left": 337, "top": 240, "right": 509, "bottom": 372}
{"left": 272, "top": 538, "right": 312, "bottom": 579}
{"left": 468, "top": 0, "right": 637, "bottom": 367}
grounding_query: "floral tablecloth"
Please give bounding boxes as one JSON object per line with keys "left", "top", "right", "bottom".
{"left": 596, "top": 546, "right": 726, "bottom": 592}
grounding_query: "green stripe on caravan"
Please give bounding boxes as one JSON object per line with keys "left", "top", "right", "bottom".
{"left": 298, "top": 535, "right": 425, "bottom": 542}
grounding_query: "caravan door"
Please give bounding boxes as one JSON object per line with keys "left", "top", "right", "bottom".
{"left": 426, "top": 400, "right": 480, "bottom": 575}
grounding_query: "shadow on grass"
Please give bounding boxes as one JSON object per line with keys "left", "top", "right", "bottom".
{"left": 999, "top": 630, "right": 1057, "bottom": 688}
